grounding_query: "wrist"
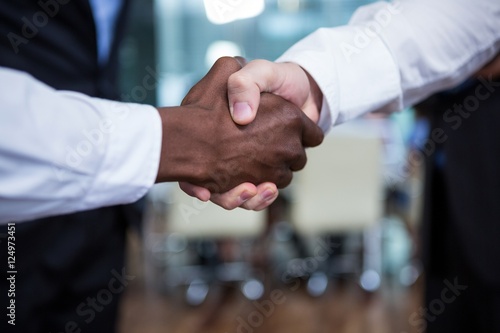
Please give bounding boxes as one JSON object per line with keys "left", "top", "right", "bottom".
{"left": 305, "top": 70, "right": 323, "bottom": 112}
{"left": 300, "top": 66, "right": 323, "bottom": 124}
{"left": 155, "top": 106, "right": 214, "bottom": 184}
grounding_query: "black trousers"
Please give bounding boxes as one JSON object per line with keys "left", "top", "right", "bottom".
{"left": 422, "top": 167, "right": 500, "bottom": 333}
{"left": 0, "top": 206, "right": 129, "bottom": 333}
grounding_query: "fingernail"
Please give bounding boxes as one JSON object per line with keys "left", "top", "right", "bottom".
{"left": 261, "top": 189, "right": 275, "bottom": 201}
{"left": 240, "top": 191, "right": 253, "bottom": 203}
{"left": 232, "top": 102, "right": 252, "bottom": 122}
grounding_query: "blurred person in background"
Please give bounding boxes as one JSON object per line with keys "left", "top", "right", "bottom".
{"left": 413, "top": 56, "right": 500, "bottom": 332}
{"left": 0, "top": 1, "right": 292, "bottom": 332}
{"left": 185, "top": 0, "right": 499, "bottom": 331}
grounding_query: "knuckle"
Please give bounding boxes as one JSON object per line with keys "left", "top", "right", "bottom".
{"left": 276, "top": 170, "right": 293, "bottom": 189}
{"left": 253, "top": 204, "right": 270, "bottom": 212}
{"left": 213, "top": 57, "right": 241, "bottom": 76}
{"left": 214, "top": 197, "right": 237, "bottom": 210}
{"left": 204, "top": 182, "right": 220, "bottom": 194}
{"left": 286, "top": 109, "right": 304, "bottom": 128}
{"left": 222, "top": 202, "right": 238, "bottom": 210}
{"left": 214, "top": 56, "right": 236, "bottom": 68}
{"left": 316, "top": 132, "right": 325, "bottom": 145}
{"left": 240, "top": 201, "right": 252, "bottom": 210}
{"left": 292, "top": 148, "right": 305, "bottom": 161}
{"left": 249, "top": 59, "right": 271, "bottom": 69}
{"left": 228, "top": 72, "right": 252, "bottom": 93}
{"left": 293, "top": 154, "right": 307, "bottom": 171}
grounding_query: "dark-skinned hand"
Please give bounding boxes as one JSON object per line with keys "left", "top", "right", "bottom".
{"left": 155, "top": 57, "right": 323, "bottom": 193}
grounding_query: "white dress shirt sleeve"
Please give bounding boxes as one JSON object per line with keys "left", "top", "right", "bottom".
{"left": 276, "top": 0, "right": 500, "bottom": 132}
{"left": 0, "top": 67, "right": 162, "bottom": 223}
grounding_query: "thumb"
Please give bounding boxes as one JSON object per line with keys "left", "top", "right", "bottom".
{"left": 227, "top": 72, "right": 261, "bottom": 125}
{"left": 228, "top": 59, "right": 282, "bottom": 125}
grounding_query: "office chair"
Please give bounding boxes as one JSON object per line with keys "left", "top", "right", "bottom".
{"left": 288, "top": 123, "right": 384, "bottom": 296}
{"left": 161, "top": 186, "right": 266, "bottom": 305}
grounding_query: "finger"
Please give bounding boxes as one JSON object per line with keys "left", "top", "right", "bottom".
{"left": 228, "top": 60, "right": 282, "bottom": 125}
{"left": 179, "top": 182, "right": 211, "bottom": 202}
{"left": 289, "top": 149, "right": 307, "bottom": 172}
{"left": 240, "top": 183, "right": 279, "bottom": 211}
{"left": 233, "top": 56, "right": 248, "bottom": 67}
{"left": 476, "top": 54, "right": 500, "bottom": 78}
{"left": 275, "top": 169, "right": 294, "bottom": 189}
{"left": 299, "top": 110, "right": 324, "bottom": 147}
{"left": 182, "top": 57, "right": 243, "bottom": 106}
{"left": 227, "top": 75, "right": 260, "bottom": 125}
{"left": 209, "top": 183, "right": 258, "bottom": 210}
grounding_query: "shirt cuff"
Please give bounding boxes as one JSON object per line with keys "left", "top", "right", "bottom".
{"left": 79, "top": 98, "right": 162, "bottom": 209}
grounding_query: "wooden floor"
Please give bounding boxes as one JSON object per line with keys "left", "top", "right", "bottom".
{"left": 118, "top": 278, "right": 423, "bottom": 333}
{"left": 116, "top": 231, "right": 423, "bottom": 333}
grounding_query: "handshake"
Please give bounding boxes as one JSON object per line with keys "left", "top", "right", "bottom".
{"left": 155, "top": 57, "right": 324, "bottom": 210}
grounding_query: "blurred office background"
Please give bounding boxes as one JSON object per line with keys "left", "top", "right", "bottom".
{"left": 117, "top": 0, "right": 424, "bottom": 332}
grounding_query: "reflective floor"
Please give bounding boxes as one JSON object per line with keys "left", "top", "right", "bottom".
{"left": 119, "top": 279, "right": 422, "bottom": 333}
{"left": 118, "top": 236, "right": 422, "bottom": 333}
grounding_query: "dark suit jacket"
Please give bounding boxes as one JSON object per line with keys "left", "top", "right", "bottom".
{"left": 0, "top": 0, "right": 130, "bottom": 99}
{"left": 421, "top": 80, "right": 500, "bottom": 288}
{"left": 0, "top": 2, "right": 136, "bottom": 332}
